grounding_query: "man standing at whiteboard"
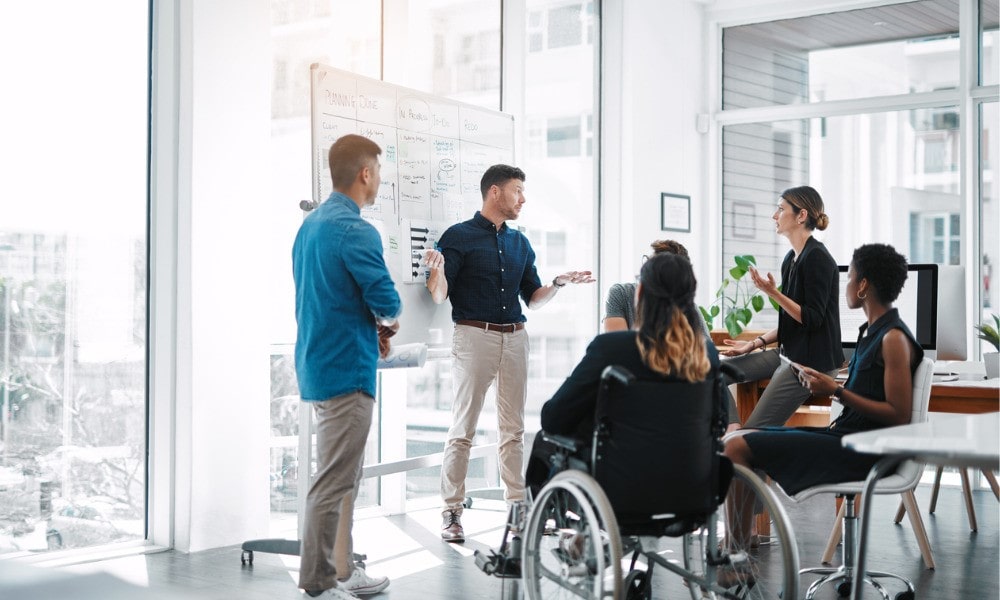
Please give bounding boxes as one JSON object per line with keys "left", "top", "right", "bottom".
{"left": 424, "top": 164, "right": 594, "bottom": 542}
{"left": 293, "top": 134, "right": 399, "bottom": 599}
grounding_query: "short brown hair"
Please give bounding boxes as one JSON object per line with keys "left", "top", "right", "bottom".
{"left": 650, "top": 239, "right": 689, "bottom": 258}
{"left": 328, "top": 134, "right": 382, "bottom": 191}
{"left": 480, "top": 164, "right": 526, "bottom": 199}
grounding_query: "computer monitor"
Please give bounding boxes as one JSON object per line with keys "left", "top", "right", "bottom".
{"left": 838, "top": 263, "right": 967, "bottom": 362}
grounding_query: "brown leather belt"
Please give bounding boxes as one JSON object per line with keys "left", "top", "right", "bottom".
{"left": 456, "top": 319, "right": 525, "bottom": 333}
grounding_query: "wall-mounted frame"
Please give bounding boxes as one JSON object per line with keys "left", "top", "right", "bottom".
{"left": 731, "top": 201, "right": 756, "bottom": 239}
{"left": 660, "top": 192, "right": 691, "bottom": 232}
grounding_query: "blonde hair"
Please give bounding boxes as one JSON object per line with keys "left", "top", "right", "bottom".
{"left": 634, "top": 254, "right": 711, "bottom": 382}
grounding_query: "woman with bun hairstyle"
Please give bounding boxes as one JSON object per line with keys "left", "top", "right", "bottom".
{"left": 721, "top": 186, "right": 843, "bottom": 427}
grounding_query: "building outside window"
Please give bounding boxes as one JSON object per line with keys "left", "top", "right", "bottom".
{"left": 717, "top": 0, "right": 997, "bottom": 345}
{"left": 0, "top": 3, "right": 150, "bottom": 556}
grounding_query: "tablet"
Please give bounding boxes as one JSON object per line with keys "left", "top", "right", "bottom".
{"left": 778, "top": 353, "right": 802, "bottom": 377}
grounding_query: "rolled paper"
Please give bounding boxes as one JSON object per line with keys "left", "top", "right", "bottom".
{"left": 377, "top": 343, "right": 428, "bottom": 369}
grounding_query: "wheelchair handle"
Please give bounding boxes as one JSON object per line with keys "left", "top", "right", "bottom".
{"left": 600, "top": 365, "right": 635, "bottom": 386}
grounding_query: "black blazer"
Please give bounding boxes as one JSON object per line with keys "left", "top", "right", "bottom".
{"left": 540, "top": 330, "right": 721, "bottom": 438}
{"left": 777, "top": 236, "right": 843, "bottom": 372}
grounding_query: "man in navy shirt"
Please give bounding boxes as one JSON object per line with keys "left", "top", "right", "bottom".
{"left": 424, "top": 164, "right": 594, "bottom": 542}
{"left": 293, "top": 134, "right": 400, "bottom": 599}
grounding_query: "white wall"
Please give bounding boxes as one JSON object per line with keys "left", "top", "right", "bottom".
{"left": 602, "top": 0, "right": 711, "bottom": 302}
{"left": 156, "top": 0, "right": 272, "bottom": 552}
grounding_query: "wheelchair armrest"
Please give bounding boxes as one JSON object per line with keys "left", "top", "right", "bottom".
{"left": 541, "top": 432, "right": 581, "bottom": 453}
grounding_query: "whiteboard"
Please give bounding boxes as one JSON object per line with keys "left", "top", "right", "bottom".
{"left": 310, "top": 63, "right": 515, "bottom": 346}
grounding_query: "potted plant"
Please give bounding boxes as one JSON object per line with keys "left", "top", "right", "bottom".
{"left": 975, "top": 313, "right": 999, "bottom": 378}
{"left": 699, "top": 254, "right": 780, "bottom": 339}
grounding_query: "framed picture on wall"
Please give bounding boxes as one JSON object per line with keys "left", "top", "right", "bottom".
{"left": 731, "top": 201, "right": 756, "bottom": 239}
{"left": 661, "top": 192, "right": 691, "bottom": 232}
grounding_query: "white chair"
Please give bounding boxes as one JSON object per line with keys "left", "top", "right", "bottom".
{"left": 790, "top": 356, "right": 935, "bottom": 600}
{"left": 898, "top": 460, "right": 1000, "bottom": 532}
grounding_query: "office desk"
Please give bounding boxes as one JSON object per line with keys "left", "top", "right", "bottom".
{"left": 842, "top": 412, "right": 1000, "bottom": 600}
{"left": 733, "top": 378, "right": 1000, "bottom": 424}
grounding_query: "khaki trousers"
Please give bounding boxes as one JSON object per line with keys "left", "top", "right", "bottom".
{"left": 299, "top": 392, "right": 373, "bottom": 592}
{"left": 441, "top": 324, "right": 529, "bottom": 511}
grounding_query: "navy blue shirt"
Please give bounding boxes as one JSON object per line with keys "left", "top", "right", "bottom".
{"left": 832, "top": 308, "right": 923, "bottom": 432}
{"left": 292, "top": 192, "right": 402, "bottom": 401}
{"left": 438, "top": 211, "right": 543, "bottom": 323}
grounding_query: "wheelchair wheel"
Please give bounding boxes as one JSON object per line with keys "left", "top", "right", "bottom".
{"left": 711, "top": 464, "right": 800, "bottom": 600}
{"left": 522, "top": 470, "right": 623, "bottom": 600}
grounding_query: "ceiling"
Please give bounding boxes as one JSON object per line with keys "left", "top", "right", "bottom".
{"left": 726, "top": 0, "right": 999, "bottom": 53}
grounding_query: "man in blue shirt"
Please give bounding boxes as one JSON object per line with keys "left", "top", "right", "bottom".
{"left": 424, "top": 164, "right": 594, "bottom": 542}
{"left": 293, "top": 134, "right": 401, "bottom": 599}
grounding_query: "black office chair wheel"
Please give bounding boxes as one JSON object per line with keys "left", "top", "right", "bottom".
{"left": 835, "top": 581, "right": 851, "bottom": 597}
{"left": 623, "top": 569, "right": 651, "bottom": 599}
{"left": 895, "top": 592, "right": 915, "bottom": 600}
{"left": 240, "top": 550, "right": 254, "bottom": 566}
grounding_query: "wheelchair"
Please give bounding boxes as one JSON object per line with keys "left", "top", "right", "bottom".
{"left": 479, "top": 363, "right": 800, "bottom": 600}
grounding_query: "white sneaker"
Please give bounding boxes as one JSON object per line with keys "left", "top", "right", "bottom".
{"left": 310, "top": 584, "right": 359, "bottom": 599}
{"left": 340, "top": 567, "right": 390, "bottom": 596}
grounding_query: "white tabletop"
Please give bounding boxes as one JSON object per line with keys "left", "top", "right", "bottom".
{"left": 843, "top": 412, "right": 1000, "bottom": 470}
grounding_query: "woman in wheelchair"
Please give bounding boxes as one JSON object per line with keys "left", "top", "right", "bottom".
{"left": 514, "top": 253, "right": 801, "bottom": 600}
{"left": 527, "top": 252, "right": 720, "bottom": 494}
{"left": 724, "top": 244, "right": 923, "bottom": 536}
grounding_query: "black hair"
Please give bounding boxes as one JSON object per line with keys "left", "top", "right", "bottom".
{"left": 480, "top": 164, "right": 526, "bottom": 199}
{"left": 851, "top": 243, "right": 909, "bottom": 303}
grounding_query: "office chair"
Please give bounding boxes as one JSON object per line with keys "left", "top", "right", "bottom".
{"left": 791, "top": 357, "right": 934, "bottom": 600}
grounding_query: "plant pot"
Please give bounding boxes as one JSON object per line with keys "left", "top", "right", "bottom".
{"left": 985, "top": 352, "right": 1000, "bottom": 379}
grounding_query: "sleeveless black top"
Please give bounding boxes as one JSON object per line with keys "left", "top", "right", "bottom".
{"left": 830, "top": 308, "right": 923, "bottom": 433}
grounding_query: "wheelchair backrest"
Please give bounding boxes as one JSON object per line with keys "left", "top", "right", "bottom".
{"left": 591, "top": 373, "right": 724, "bottom": 520}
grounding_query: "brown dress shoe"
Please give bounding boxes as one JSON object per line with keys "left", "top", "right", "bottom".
{"left": 441, "top": 509, "right": 465, "bottom": 543}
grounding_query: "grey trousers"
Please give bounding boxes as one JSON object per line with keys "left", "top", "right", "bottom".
{"left": 725, "top": 349, "right": 838, "bottom": 428}
{"left": 299, "top": 391, "right": 373, "bottom": 592}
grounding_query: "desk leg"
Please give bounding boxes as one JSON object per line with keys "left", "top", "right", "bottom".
{"left": 735, "top": 382, "right": 761, "bottom": 426}
{"left": 851, "top": 456, "right": 903, "bottom": 600}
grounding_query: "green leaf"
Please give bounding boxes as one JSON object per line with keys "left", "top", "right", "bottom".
{"left": 769, "top": 296, "right": 781, "bottom": 311}
{"left": 730, "top": 266, "right": 746, "bottom": 279}
{"left": 734, "top": 254, "right": 756, "bottom": 269}
{"left": 751, "top": 294, "right": 765, "bottom": 312}
{"left": 725, "top": 312, "right": 743, "bottom": 338}
{"left": 698, "top": 306, "right": 712, "bottom": 324}
{"left": 710, "top": 305, "right": 720, "bottom": 318}
{"left": 736, "top": 308, "right": 753, "bottom": 325}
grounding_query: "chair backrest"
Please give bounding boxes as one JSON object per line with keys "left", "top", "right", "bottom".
{"left": 910, "top": 357, "right": 934, "bottom": 425}
{"left": 591, "top": 371, "right": 725, "bottom": 522}
{"left": 829, "top": 356, "right": 934, "bottom": 425}
{"left": 889, "top": 357, "right": 935, "bottom": 485}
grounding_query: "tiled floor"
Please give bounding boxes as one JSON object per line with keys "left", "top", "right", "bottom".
{"left": 5, "top": 483, "right": 998, "bottom": 599}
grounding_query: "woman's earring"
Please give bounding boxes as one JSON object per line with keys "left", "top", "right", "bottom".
{"left": 857, "top": 290, "right": 867, "bottom": 300}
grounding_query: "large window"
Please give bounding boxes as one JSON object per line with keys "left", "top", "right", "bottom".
{"left": 718, "top": 1, "right": 997, "bottom": 348}
{"left": 980, "top": 101, "right": 998, "bottom": 339}
{"left": 266, "top": 0, "right": 599, "bottom": 528}
{"left": 0, "top": 3, "right": 149, "bottom": 555}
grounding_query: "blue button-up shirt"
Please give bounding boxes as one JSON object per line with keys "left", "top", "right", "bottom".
{"left": 293, "top": 192, "right": 401, "bottom": 401}
{"left": 438, "top": 211, "right": 543, "bottom": 323}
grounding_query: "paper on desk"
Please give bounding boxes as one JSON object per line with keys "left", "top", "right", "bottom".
{"left": 377, "top": 343, "right": 427, "bottom": 369}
